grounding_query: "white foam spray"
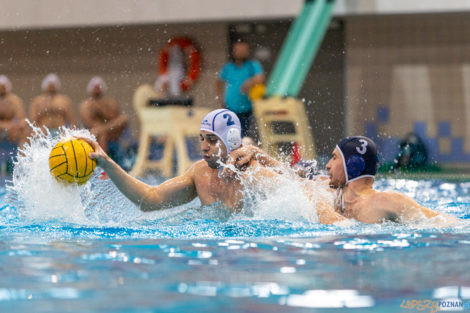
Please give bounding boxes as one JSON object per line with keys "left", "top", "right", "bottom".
{"left": 230, "top": 160, "right": 338, "bottom": 223}
{"left": 5, "top": 123, "right": 202, "bottom": 226}
{"left": 7, "top": 124, "right": 98, "bottom": 223}
{"left": 3, "top": 122, "right": 463, "bottom": 233}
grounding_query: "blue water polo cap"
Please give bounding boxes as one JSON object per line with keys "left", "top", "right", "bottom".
{"left": 200, "top": 109, "right": 242, "bottom": 153}
{"left": 337, "top": 136, "right": 379, "bottom": 184}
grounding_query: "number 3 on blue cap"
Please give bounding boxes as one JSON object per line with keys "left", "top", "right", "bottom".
{"left": 356, "top": 139, "right": 368, "bottom": 154}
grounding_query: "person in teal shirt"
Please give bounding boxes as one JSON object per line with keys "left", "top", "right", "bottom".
{"left": 216, "top": 40, "right": 265, "bottom": 138}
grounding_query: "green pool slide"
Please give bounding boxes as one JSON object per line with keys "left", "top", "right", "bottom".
{"left": 266, "top": 0, "right": 335, "bottom": 98}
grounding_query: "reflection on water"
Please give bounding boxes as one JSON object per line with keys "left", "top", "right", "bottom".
{"left": 279, "top": 289, "right": 375, "bottom": 309}
{"left": 0, "top": 235, "right": 469, "bottom": 312}
{"left": 0, "top": 127, "right": 469, "bottom": 312}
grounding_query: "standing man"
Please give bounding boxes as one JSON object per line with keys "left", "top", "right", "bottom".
{"left": 80, "top": 76, "right": 128, "bottom": 159}
{"left": 30, "top": 73, "right": 75, "bottom": 135}
{"left": 216, "top": 39, "right": 265, "bottom": 138}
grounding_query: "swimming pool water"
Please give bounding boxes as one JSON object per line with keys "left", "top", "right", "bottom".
{"left": 0, "top": 176, "right": 469, "bottom": 313}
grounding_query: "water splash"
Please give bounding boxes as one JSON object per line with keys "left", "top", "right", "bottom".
{"left": 5, "top": 124, "right": 239, "bottom": 226}
{"left": 4, "top": 122, "right": 333, "bottom": 227}
{"left": 6, "top": 124, "right": 100, "bottom": 223}
{"left": 239, "top": 165, "right": 334, "bottom": 222}
{"left": 2, "top": 122, "right": 468, "bottom": 239}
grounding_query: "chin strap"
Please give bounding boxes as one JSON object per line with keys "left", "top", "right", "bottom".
{"left": 218, "top": 165, "right": 224, "bottom": 178}
{"left": 335, "top": 188, "right": 345, "bottom": 214}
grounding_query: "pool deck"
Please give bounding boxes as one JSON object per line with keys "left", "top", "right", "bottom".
{"left": 377, "top": 167, "right": 470, "bottom": 181}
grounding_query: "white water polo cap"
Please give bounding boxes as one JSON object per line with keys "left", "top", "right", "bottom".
{"left": 200, "top": 109, "right": 242, "bottom": 153}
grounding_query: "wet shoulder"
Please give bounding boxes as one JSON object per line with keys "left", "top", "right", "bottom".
{"left": 189, "top": 160, "right": 210, "bottom": 177}
{"left": 190, "top": 160, "right": 217, "bottom": 188}
{"left": 371, "top": 190, "right": 403, "bottom": 202}
{"left": 361, "top": 191, "right": 403, "bottom": 223}
{"left": 368, "top": 190, "right": 412, "bottom": 215}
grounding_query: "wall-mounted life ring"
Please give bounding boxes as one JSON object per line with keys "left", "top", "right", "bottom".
{"left": 158, "top": 37, "right": 201, "bottom": 92}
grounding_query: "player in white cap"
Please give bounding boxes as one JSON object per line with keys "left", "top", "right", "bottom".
{"left": 81, "top": 109, "right": 278, "bottom": 211}
{"left": 199, "top": 109, "right": 242, "bottom": 169}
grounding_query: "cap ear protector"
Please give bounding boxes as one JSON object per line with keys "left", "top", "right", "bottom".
{"left": 346, "top": 155, "right": 366, "bottom": 178}
{"left": 226, "top": 127, "right": 241, "bottom": 151}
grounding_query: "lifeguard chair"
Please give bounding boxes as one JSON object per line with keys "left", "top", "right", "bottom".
{"left": 250, "top": 0, "right": 334, "bottom": 163}
{"left": 252, "top": 97, "right": 316, "bottom": 162}
{"left": 130, "top": 84, "right": 210, "bottom": 177}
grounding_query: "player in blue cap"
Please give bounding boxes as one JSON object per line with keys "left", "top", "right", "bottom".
{"left": 228, "top": 136, "right": 457, "bottom": 224}
{"left": 326, "top": 136, "right": 457, "bottom": 224}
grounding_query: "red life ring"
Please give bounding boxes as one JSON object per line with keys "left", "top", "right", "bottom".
{"left": 158, "top": 37, "right": 201, "bottom": 92}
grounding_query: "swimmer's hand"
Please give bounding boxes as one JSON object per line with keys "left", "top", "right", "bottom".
{"left": 221, "top": 145, "right": 259, "bottom": 179}
{"left": 76, "top": 137, "right": 112, "bottom": 169}
{"left": 230, "top": 145, "right": 259, "bottom": 169}
{"left": 222, "top": 145, "right": 283, "bottom": 179}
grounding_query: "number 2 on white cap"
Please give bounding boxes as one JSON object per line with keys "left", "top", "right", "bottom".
{"left": 223, "top": 113, "right": 235, "bottom": 126}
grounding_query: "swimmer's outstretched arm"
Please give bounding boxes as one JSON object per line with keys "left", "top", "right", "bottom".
{"left": 378, "top": 192, "right": 458, "bottom": 225}
{"left": 81, "top": 138, "right": 197, "bottom": 212}
{"left": 316, "top": 201, "right": 346, "bottom": 224}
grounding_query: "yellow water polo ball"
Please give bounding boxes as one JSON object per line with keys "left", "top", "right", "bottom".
{"left": 49, "top": 138, "right": 96, "bottom": 185}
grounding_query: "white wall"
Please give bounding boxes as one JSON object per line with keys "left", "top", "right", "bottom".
{"left": 0, "top": 0, "right": 304, "bottom": 30}
{"left": 2, "top": 0, "right": 470, "bottom": 30}
{"left": 335, "top": 0, "right": 470, "bottom": 16}
{"left": 345, "top": 13, "right": 470, "bottom": 164}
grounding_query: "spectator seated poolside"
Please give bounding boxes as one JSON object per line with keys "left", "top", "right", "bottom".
{"left": 0, "top": 75, "right": 27, "bottom": 174}
{"left": 30, "top": 73, "right": 75, "bottom": 136}
{"left": 80, "top": 76, "right": 129, "bottom": 165}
